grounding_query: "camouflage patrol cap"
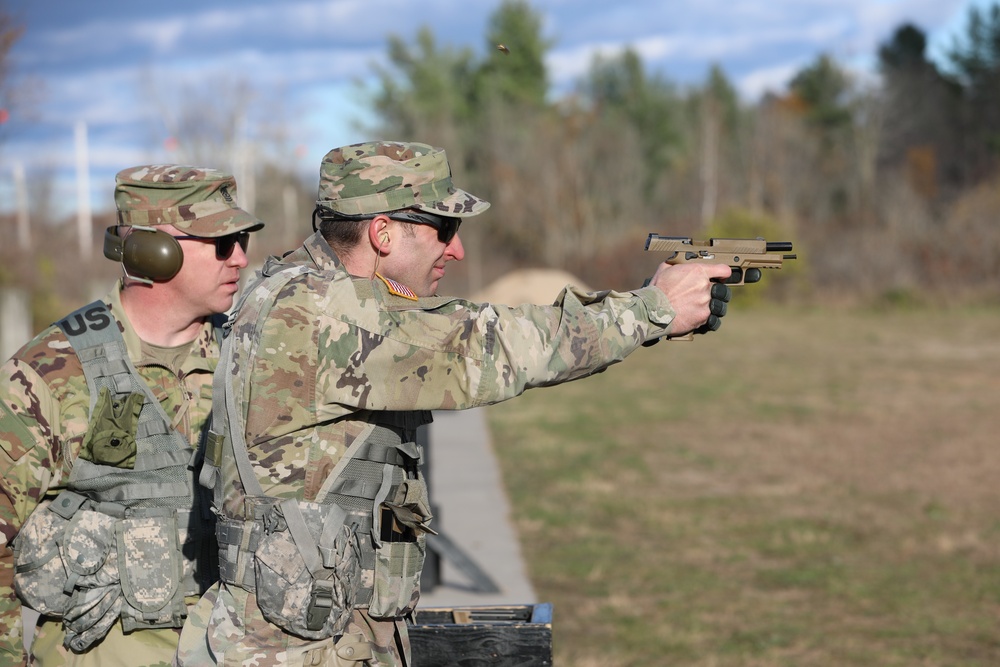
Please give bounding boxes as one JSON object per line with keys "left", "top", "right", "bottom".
{"left": 317, "top": 141, "right": 490, "bottom": 218}
{"left": 114, "top": 165, "right": 264, "bottom": 237}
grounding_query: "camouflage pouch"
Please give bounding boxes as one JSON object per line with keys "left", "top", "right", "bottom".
{"left": 368, "top": 538, "right": 426, "bottom": 619}
{"left": 16, "top": 496, "right": 126, "bottom": 650}
{"left": 63, "top": 585, "right": 123, "bottom": 652}
{"left": 253, "top": 502, "right": 362, "bottom": 641}
{"left": 78, "top": 388, "right": 143, "bottom": 469}
{"left": 117, "top": 515, "right": 186, "bottom": 630}
{"left": 61, "top": 509, "right": 119, "bottom": 589}
{"left": 13, "top": 500, "right": 73, "bottom": 616}
{"left": 57, "top": 510, "right": 125, "bottom": 650}
{"left": 368, "top": 480, "right": 432, "bottom": 619}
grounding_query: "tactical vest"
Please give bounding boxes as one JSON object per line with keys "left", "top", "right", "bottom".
{"left": 199, "top": 257, "right": 434, "bottom": 641}
{"left": 13, "top": 301, "right": 216, "bottom": 652}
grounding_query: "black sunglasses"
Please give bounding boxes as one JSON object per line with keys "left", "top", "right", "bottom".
{"left": 174, "top": 231, "right": 250, "bottom": 260}
{"left": 386, "top": 210, "right": 462, "bottom": 244}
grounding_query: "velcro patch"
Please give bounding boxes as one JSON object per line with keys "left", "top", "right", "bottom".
{"left": 376, "top": 274, "right": 418, "bottom": 301}
{"left": 0, "top": 401, "right": 35, "bottom": 462}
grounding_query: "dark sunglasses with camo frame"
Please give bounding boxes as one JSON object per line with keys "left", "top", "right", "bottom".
{"left": 384, "top": 209, "right": 462, "bottom": 244}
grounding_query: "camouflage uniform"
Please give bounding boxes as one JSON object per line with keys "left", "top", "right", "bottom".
{"left": 0, "top": 166, "right": 262, "bottom": 667}
{"left": 175, "top": 142, "right": 679, "bottom": 667}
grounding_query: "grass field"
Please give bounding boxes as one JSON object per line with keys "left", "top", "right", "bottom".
{"left": 486, "top": 305, "right": 1000, "bottom": 666}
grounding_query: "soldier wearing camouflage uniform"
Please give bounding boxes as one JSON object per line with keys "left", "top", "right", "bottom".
{"left": 176, "top": 141, "right": 732, "bottom": 666}
{"left": 0, "top": 165, "right": 263, "bottom": 667}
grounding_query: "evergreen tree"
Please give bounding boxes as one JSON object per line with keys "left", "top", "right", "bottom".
{"left": 945, "top": 2, "right": 1000, "bottom": 181}
{"left": 877, "top": 23, "right": 960, "bottom": 199}
{"left": 475, "top": 0, "right": 550, "bottom": 110}
{"left": 369, "top": 27, "right": 477, "bottom": 139}
{"left": 788, "top": 54, "right": 853, "bottom": 133}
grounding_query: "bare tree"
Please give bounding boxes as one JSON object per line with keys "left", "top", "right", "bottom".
{"left": 0, "top": 5, "right": 24, "bottom": 148}
{"left": 138, "top": 71, "right": 310, "bottom": 258}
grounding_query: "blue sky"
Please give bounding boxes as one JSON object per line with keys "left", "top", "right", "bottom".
{"left": 0, "top": 0, "right": 992, "bottom": 218}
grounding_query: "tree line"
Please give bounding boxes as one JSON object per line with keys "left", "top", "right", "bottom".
{"left": 2, "top": 1, "right": 1000, "bottom": 329}
{"left": 364, "top": 0, "right": 1000, "bottom": 303}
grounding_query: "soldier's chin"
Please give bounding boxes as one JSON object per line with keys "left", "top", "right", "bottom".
{"left": 216, "top": 294, "right": 237, "bottom": 314}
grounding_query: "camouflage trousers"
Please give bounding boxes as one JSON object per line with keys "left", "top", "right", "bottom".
{"left": 174, "top": 583, "right": 408, "bottom": 667}
{"left": 29, "top": 619, "right": 180, "bottom": 667}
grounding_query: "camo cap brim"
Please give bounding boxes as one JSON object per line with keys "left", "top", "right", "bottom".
{"left": 114, "top": 165, "right": 264, "bottom": 237}
{"left": 317, "top": 142, "right": 490, "bottom": 218}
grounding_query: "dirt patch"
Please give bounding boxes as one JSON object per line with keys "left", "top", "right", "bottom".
{"left": 471, "top": 268, "right": 593, "bottom": 306}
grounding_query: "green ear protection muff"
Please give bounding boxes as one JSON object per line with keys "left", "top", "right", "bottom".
{"left": 103, "top": 226, "right": 184, "bottom": 283}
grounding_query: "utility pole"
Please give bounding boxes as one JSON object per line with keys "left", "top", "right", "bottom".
{"left": 233, "top": 113, "right": 255, "bottom": 214}
{"left": 74, "top": 120, "right": 93, "bottom": 261}
{"left": 282, "top": 183, "right": 298, "bottom": 249}
{"left": 13, "top": 161, "right": 29, "bottom": 251}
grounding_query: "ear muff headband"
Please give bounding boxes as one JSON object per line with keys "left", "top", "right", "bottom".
{"left": 103, "top": 226, "right": 184, "bottom": 282}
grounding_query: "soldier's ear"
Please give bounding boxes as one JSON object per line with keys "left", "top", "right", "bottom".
{"left": 369, "top": 216, "right": 392, "bottom": 253}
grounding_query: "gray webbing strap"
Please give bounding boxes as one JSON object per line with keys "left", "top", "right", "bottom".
{"left": 58, "top": 301, "right": 178, "bottom": 445}
{"left": 312, "top": 424, "right": 376, "bottom": 505}
{"left": 318, "top": 504, "right": 350, "bottom": 568}
{"left": 280, "top": 498, "right": 323, "bottom": 574}
{"left": 370, "top": 465, "right": 395, "bottom": 550}
{"left": 214, "top": 263, "right": 315, "bottom": 499}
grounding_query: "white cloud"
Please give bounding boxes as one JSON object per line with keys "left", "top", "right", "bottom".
{"left": 737, "top": 62, "right": 808, "bottom": 100}
{"left": 512, "top": 0, "right": 973, "bottom": 97}
{"left": 133, "top": 19, "right": 188, "bottom": 54}
{"left": 2, "top": 0, "right": 987, "bottom": 217}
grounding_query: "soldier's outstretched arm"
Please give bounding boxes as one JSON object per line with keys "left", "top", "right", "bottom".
{"left": 303, "top": 277, "right": 686, "bottom": 415}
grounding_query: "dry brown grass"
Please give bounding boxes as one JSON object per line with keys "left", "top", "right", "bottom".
{"left": 487, "top": 305, "right": 1000, "bottom": 666}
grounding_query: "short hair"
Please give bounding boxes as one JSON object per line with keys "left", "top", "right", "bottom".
{"left": 314, "top": 206, "right": 368, "bottom": 255}
{"left": 314, "top": 206, "right": 418, "bottom": 255}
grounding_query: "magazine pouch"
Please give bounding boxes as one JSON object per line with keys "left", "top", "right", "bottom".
{"left": 117, "top": 514, "right": 187, "bottom": 632}
{"left": 368, "top": 478, "right": 432, "bottom": 619}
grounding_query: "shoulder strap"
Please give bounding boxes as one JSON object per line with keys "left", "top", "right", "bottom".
{"left": 202, "top": 264, "right": 315, "bottom": 499}
{"left": 57, "top": 301, "right": 176, "bottom": 431}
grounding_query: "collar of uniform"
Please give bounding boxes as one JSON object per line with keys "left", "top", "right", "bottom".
{"left": 107, "top": 282, "right": 141, "bottom": 363}
{"left": 107, "top": 281, "right": 219, "bottom": 374}
{"left": 302, "top": 231, "right": 345, "bottom": 274}
{"left": 180, "top": 317, "right": 222, "bottom": 374}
